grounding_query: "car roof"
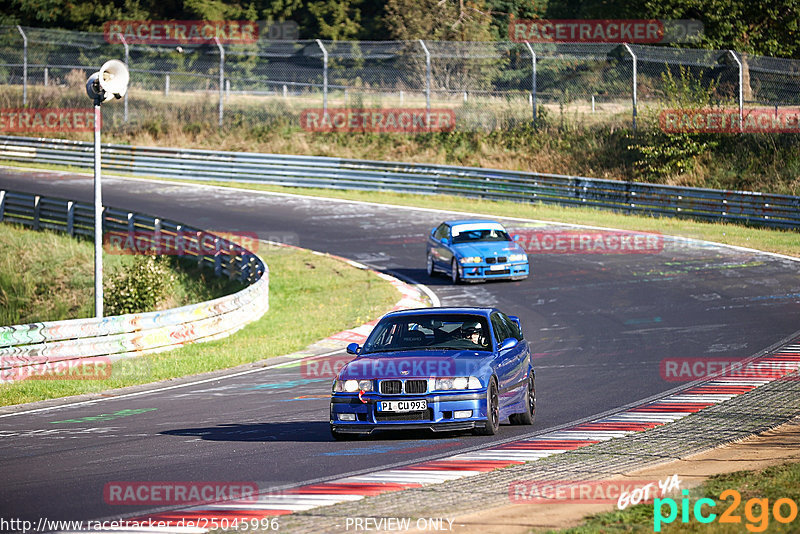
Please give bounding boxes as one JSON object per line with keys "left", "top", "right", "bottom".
{"left": 442, "top": 219, "right": 505, "bottom": 227}
{"left": 378, "top": 307, "right": 497, "bottom": 320}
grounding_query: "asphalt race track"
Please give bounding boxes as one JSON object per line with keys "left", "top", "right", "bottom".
{"left": 1, "top": 167, "right": 799, "bottom": 524}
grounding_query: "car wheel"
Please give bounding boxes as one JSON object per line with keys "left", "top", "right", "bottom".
{"left": 427, "top": 254, "right": 436, "bottom": 277}
{"left": 509, "top": 372, "right": 535, "bottom": 425}
{"left": 476, "top": 378, "right": 500, "bottom": 435}
{"left": 451, "top": 258, "right": 461, "bottom": 284}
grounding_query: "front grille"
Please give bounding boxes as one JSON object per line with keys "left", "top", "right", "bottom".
{"left": 497, "top": 256, "right": 507, "bottom": 263}
{"left": 375, "top": 409, "right": 433, "bottom": 422}
{"left": 380, "top": 380, "right": 402, "bottom": 394}
{"left": 404, "top": 380, "right": 427, "bottom": 394}
{"left": 486, "top": 256, "right": 507, "bottom": 264}
{"left": 486, "top": 268, "right": 510, "bottom": 275}
{"left": 486, "top": 257, "right": 496, "bottom": 264}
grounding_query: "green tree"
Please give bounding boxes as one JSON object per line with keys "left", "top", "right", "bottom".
{"left": 645, "top": 0, "right": 800, "bottom": 58}
{"left": 384, "top": 0, "right": 494, "bottom": 41}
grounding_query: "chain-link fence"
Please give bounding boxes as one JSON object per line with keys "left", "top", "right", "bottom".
{"left": 1, "top": 25, "right": 799, "bottom": 135}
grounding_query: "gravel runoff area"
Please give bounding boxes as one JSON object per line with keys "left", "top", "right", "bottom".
{"left": 270, "top": 363, "right": 800, "bottom": 533}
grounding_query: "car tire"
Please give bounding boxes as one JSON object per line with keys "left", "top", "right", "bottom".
{"left": 451, "top": 258, "right": 461, "bottom": 284}
{"left": 509, "top": 372, "right": 535, "bottom": 425}
{"left": 476, "top": 378, "right": 500, "bottom": 435}
{"left": 427, "top": 254, "right": 436, "bottom": 277}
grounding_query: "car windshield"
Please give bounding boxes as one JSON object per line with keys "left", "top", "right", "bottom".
{"left": 451, "top": 227, "right": 511, "bottom": 244}
{"left": 362, "top": 314, "right": 491, "bottom": 353}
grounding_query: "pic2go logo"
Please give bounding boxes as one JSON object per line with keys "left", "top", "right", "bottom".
{"left": 654, "top": 489, "right": 799, "bottom": 532}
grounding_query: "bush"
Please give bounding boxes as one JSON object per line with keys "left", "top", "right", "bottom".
{"left": 104, "top": 256, "right": 175, "bottom": 316}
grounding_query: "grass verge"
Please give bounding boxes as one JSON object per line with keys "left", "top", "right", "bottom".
{"left": 0, "top": 223, "right": 242, "bottom": 325}
{"left": 0, "top": 234, "right": 399, "bottom": 407}
{"left": 552, "top": 461, "right": 800, "bottom": 533}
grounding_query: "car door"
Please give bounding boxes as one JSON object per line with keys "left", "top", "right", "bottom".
{"left": 490, "top": 312, "right": 517, "bottom": 407}
{"left": 499, "top": 311, "right": 528, "bottom": 406}
{"left": 430, "top": 223, "right": 454, "bottom": 269}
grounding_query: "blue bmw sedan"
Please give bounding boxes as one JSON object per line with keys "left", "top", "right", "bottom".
{"left": 329, "top": 307, "right": 535, "bottom": 439}
{"left": 426, "top": 219, "right": 529, "bottom": 283}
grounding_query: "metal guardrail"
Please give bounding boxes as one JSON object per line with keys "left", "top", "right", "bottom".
{"left": 1, "top": 135, "right": 799, "bottom": 230}
{"left": 0, "top": 188, "right": 268, "bottom": 383}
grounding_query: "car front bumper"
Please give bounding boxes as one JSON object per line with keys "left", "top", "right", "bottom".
{"left": 458, "top": 262, "right": 529, "bottom": 280}
{"left": 330, "top": 390, "right": 488, "bottom": 434}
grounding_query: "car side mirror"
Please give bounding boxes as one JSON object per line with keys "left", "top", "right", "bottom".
{"left": 441, "top": 237, "right": 450, "bottom": 245}
{"left": 498, "top": 338, "right": 518, "bottom": 351}
{"left": 346, "top": 343, "right": 360, "bottom": 355}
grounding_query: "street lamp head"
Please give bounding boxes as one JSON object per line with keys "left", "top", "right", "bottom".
{"left": 85, "top": 59, "right": 129, "bottom": 103}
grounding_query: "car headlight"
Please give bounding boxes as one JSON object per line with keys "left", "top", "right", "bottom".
{"left": 333, "top": 379, "right": 373, "bottom": 393}
{"left": 508, "top": 253, "right": 527, "bottom": 262}
{"left": 434, "top": 376, "right": 482, "bottom": 390}
{"left": 459, "top": 256, "right": 482, "bottom": 264}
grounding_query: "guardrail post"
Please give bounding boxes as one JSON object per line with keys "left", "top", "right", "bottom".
{"left": 127, "top": 212, "right": 135, "bottom": 234}
{"left": 165, "top": 74, "right": 170, "bottom": 96}
{"left": 174, "top": 224, "right": 183, "bottom": 256}
{"left": 214, "top": 37, "right": 224, "bottom": 127}
{"left": 419, "top": 39, "right": 431, "bottom": 128}
{"left": 67, "top": 201, "right": 74, "bottom": 236}
{"left": 240, "top": 256, "right": 251, "bottom": 283}
{"left": 197, "top": 230, "right": 205, "bottom": 266}
{"left": 524, "top": 42, "right": 537, "bottom": 126}
{"left": 33, "top": 195, "right": 40, "bottom": 230}
{"left": 118, "top": 34, "right": 129, "bottom": 123}
{"left": 0, "top": 190, "right": 5, "bottom": 222}
{"left": 728, "top": 50, "right": 744, "bottom": 129}
{"left": 16, "top": 26, "right": 27, "bottom": 106}
{"left": 154, "top": 218, "right": 161, "bottom": 251}
{"left": 44, "top": 67, "right": 48, "bottom": 86}
{"left": 214, "top": 237, "right": 222, "bottom": 276}
{"left": 316, "top": 39, "right": 328, "bottom": 114}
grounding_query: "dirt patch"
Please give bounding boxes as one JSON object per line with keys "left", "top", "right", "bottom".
{"left": 435, "top": 416, "right": 800, "bottom": 533}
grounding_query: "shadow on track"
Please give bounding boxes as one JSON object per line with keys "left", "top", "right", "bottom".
{"left": 161, "top": 422, "right": 481, "bottom": 442}
{"left": 387, "top": 267, "right": 525, "bottom": 287}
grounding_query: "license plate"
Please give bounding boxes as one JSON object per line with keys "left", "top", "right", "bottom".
{"left": 490, "top": 264, "right": 506, "bottom": 271}
{"left": 378, "top": 400, "right": 427, "bottom": 412}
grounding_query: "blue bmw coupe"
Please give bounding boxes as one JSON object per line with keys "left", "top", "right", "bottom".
{"left": 426, "top": 219, "right": 529, "bottom": 283}
{"left": 329, "top": 307, "right": 535, "bottom": 439}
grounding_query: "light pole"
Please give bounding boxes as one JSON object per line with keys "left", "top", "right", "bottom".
{"left": 85, "top": 60, "right": 129, "bottom": 318}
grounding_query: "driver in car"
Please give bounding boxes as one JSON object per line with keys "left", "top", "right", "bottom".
{"left": 462, "top": 321, "right": 488, "bottom": 348}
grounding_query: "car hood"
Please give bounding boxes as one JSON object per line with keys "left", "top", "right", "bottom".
{"left": 338, "top": 349, "right": 493, "bottom": 380}
{"left": 451, "top": 241, "right": 525, "bottom": 258}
